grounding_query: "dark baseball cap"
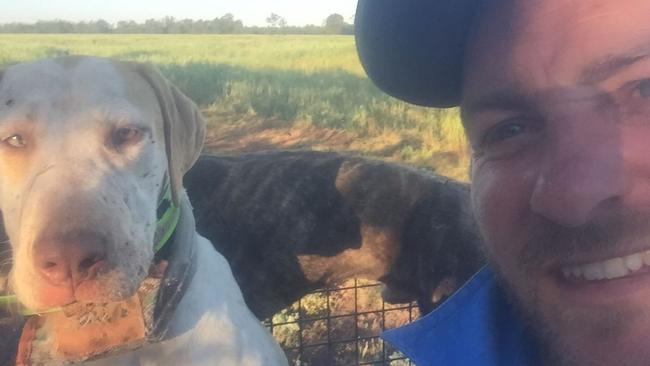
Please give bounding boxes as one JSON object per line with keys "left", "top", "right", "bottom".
{"left": 355, "top": 0, "right": 480, "bottom": 108}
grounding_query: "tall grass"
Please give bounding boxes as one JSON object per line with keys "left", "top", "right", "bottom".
{"left": 0, "top": 34, "right": 469, "bottom": 179}
{"left": 0, "top": 34, "right": 364, "bottom": 73}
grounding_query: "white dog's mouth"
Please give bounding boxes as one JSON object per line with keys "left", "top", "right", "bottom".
{"left": 12, "top": 259, "right": 171, "bottom": 365}
{"left": 18, "top": 263, "right": 149, "bottom": 312}
{"left": 10, "top": 229, "right": 153, "bottom": 311}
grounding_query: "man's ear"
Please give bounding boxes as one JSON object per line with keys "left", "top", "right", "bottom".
{"left": 132, "top": 63, "right": 206, "bottom": 205}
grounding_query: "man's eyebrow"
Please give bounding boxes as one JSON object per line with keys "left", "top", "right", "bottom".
{"left": 463, "top": 46, "right": 650, "bottom": 118}
{"left": 579, "top": 52, "right": 648, "bottom": 85}
{"left": 461, "top": 90, "right": 536, "bottom": 120}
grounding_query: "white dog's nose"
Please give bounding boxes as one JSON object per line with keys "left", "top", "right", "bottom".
{"left": 33, "top": 233, "right": 107, "bottom": 286}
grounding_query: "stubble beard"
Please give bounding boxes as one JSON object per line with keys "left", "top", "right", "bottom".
{"left": 478, "top": 211, "right": 650, "bottom": 365}
{"left": 488, "top": 252, "right": 650, "bottom": 366}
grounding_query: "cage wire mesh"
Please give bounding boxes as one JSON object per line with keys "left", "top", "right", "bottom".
{"left": 264, "top": 279, "right": 418, "bottom": 366}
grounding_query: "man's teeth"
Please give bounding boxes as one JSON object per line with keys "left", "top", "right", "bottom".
{"left": 561, "top": 250, "right": 650, "bottom": 281}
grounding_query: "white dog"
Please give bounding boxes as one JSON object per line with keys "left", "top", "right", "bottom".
{"left": 0, "top": 56, "right": 287, "bottom": 365}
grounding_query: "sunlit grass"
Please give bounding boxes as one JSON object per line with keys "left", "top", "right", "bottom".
{"left": 0, "top": 34, "right": 364, "bottom": 73}
{"left": 0, "top": 34, "right": 468, "bottom": 179}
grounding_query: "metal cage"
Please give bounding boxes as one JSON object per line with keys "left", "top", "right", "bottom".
{"left": 265, "top": 279, "right": 418, "bottom": 366}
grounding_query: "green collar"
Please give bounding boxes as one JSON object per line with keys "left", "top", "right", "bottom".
{"left": 154, "top": 180, "right": 181, "bottom": 254}
{"left": 0, "top": 181, "right": 180, "bottom": 316}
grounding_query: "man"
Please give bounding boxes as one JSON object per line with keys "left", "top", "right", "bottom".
{"left": 356, "top": 0, "right": 650, "bottom": 365}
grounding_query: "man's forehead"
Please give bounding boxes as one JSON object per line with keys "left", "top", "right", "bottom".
{"left": 470, "top": 0, "right": 648, "bottom": 42}
{"left": 461, "top": 0, "right": 650, "bottom": 110}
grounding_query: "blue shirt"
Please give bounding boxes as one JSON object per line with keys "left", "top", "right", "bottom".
{"left": 382, "top": 266, "right": 540, "bottom": 366}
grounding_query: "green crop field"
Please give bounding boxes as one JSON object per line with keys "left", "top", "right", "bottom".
{"left": 0, "top": 34, "right": 469, "bottom": 180}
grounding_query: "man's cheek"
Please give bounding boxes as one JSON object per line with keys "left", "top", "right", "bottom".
{"left": 472, "top": 174, "right": 533, "bottom": 271}
{"left": 472, "top": 169, "right": 512, "bottom": 240}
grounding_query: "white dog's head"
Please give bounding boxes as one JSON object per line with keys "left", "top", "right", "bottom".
{"left": 0, "top": 56, "right": 204, "bottom": 311}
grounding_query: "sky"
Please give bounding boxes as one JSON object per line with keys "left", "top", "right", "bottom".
{"left": 0, "top": 0, "right": 357, "bottom": 26}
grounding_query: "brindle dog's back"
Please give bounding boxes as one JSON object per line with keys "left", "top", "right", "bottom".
{"left": 184, "top": 150, "right": 484, "bottom": 319}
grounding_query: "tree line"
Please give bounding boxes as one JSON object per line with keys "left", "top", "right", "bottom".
{"left": 0, "top": 13, "right": 354, "bottom": 34}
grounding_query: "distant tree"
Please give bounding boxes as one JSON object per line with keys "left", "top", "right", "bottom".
{"left": 34, "top": 20, "right": 73, "bottom": 33}
{"left": 176, "top": 18, "right": 195, "bottom": 34}
{"left": 143, "top": 18, "right": 162, "bottom": 33}
{"left": 161, "top": 16, "right": 175, "bottom": 33}
{"left": 56, "top": 20, "right": 75, "bottom": 33}
{"left": 216, "top": 13, "right": 243, "bottom": 33}
{"left": 88, "top": 19, "right": 112, "bottom": 33}
{"left": 324, "top": 13, "right": 345, "bottom": 34}
{"left": 0, "top": 13, "right": 355, "bottom": 34}
{"left": 116, "top": 20, "right": 139, "bottom": 33}
{"left": 265, "top": 13, "right": 287, "bottom": 28}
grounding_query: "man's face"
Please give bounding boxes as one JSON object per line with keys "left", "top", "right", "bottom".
{"left": 461, "top": 0, "right": 650, "bottom": 364}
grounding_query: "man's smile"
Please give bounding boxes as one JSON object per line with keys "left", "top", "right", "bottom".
{"left": 560, "top": 248, "right": 650, "bottom": 282}
{"left": 544, "top": 240, "right": 650, "bottom": 308}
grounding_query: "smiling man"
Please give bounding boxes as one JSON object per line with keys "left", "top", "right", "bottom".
{"left": 357, "top": 0, "right": 650, "bottom": 365}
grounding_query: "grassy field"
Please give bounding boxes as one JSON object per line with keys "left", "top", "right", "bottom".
{"left": 0, "top": 34, "right": 469, "bottom": 180}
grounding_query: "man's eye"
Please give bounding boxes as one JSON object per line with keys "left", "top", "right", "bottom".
{"left": 473, "top": 118, "right": 542, "bottom": 159}
{"left": 482, "top": 120, "right": 527, "bottom": 146}
{"left": 639, "top": 79, "right": 650, "bottom": 98}
{"left": 2, "top": 134, "right": 27, "bottom": 148}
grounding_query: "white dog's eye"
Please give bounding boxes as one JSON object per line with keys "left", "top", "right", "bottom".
{"left": 3, "top": 134, "right": 27, "bottom": 148}
{"left": 111, "top": 126, "right": 142, "bottom": 148}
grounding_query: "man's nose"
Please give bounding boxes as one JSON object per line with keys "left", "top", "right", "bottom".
{"left": 529, "top": 109, "right": 627, "bottom": 227}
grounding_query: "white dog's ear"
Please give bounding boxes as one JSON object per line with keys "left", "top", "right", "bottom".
{"left": 133, "top": 63, "right": 206, "bottom": 205}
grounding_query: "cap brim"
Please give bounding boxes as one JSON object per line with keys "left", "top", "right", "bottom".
{"left": 355, "top": 0, "right": 478, "bottom": 108}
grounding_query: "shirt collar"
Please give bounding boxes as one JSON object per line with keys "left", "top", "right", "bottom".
{"left": 382, "top": 266, "right": 540, "bottom": 366}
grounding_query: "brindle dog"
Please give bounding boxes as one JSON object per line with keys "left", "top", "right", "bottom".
{"left": 184, "top": 150, "right": 485, "bottom": 319}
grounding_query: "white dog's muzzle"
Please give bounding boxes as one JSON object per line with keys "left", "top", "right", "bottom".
{"left": 0, "top": 188, "right": 196, "bottom": 365}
